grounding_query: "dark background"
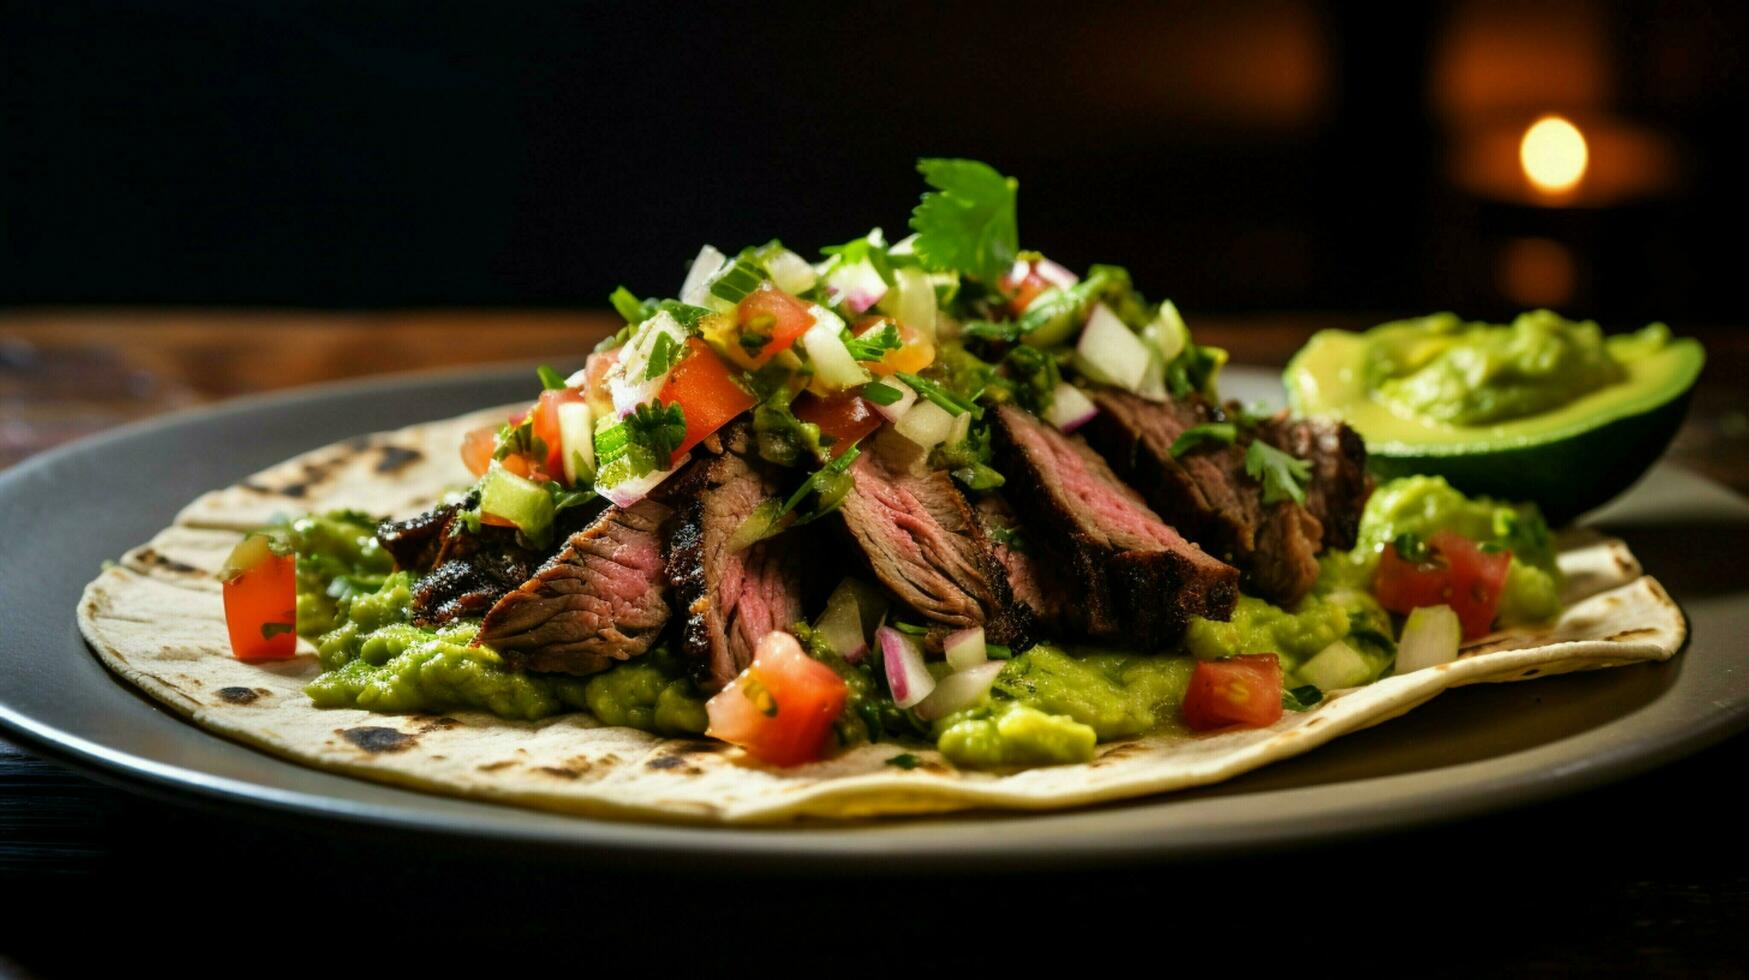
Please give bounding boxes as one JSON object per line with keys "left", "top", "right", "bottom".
{"left": 3, "top": 0, "right": 1745, "bottom": 324}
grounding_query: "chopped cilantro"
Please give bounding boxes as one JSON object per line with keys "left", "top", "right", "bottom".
{"left": 537, "top": 364, "right": 567, "bottom": 391}
{"left": 1169, "top": 422, "right": 1238, "bottom": 459}
{"left": 1392, "top": 531, "right": 1432, "bottom": 563}
{"left": 644, "top": 331, "right": 682, "bottom": 381}
{"left": 909, "top": 159, "right": 1019, "bottom": 284}
{"left": 843, "top": 323, "right": 901, "bottom": 362}
{"left": 897, "top": 371, "right": 980, "bottom": 418}
{"left": 861, "top": 380, "right": 903, "bottom": 406}
{"left": 260, "top": 621, "right": 295, "bottom": 640}
{"left": 885, "top": 753, "right": 921, "bottom": 770}
{"left": 1283, "top": 685, "right": 1324, "bottom": 711}
{"left": 1245, "top": 439, "right": 1311, "bottom": 506}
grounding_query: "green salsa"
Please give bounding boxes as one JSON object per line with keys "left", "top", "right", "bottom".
{"left": 282, "top": 511, "right": 396, "bottom": 636}
{"left": 1364, "top": 311, "right": 1632, "bottom": 426}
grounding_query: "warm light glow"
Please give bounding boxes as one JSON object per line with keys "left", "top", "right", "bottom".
{"left": 1520, "top": 115, "right": 1589, "bottom": 195}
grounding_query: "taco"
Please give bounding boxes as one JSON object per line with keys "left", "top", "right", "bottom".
{"left": 78, "top": 161, "right": 1688, "bottom": 823}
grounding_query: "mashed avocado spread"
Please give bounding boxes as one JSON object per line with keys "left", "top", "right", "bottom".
{"left": 1364, "top": 311, "right": 1636, "bottom": 426}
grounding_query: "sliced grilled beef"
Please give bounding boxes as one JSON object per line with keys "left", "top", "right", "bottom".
{"left": 1253, "top": 413, "right": 1370, "bottom": 551}
{"left": 474, "top": 498, "right": 674, "bottom": 675}
{"left": 665, "top": 448, "right": 808, "bottom": 691}
{"left": 990, "top": 403, "right": 1237, "bottom": 645}
{"left": 973, "top": 494, "right": 1063, "bottom": 630}
{"left": 377, "top": 502, "right": 459, "bottom": 572}
{"left": 1080, "top": 387, "right": 1323, "bottom": 604}
{"left": 838, "top": 449, "right": 1032, "bottom": 647}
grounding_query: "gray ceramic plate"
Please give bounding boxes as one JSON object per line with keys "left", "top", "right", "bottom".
{"left": 3, "top": 364, "right": 1747, "bottom": 871}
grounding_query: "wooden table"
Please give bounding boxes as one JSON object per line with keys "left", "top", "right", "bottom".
{"left": 3, "top": 310, "right": 1747, "bottom": 975}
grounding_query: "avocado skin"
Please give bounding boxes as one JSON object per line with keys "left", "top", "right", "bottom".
{"left": 1365, "top": 385, "right": 1695, "bottom": 525}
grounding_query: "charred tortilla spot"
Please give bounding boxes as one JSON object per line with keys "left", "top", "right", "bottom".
{"left": 1522, "top": 668, "right": 1541, "bottom": 677}
{"left": 537, "top": 766, "right": 579, "bottom": 779}
{"left": 477, "top": 760, "right": 516, "bottom": 772}
{"left": 375, "top": 445, "right": 423, "bottom": 474}
{"left": 133, "top": 548, "right": 202, "bottom": 575}
{"left": 1607, "top": 627, "right": 1658, "bottom": 641}
{"left": 411, "top": 715, "right": 461, "bottom": 733}
{"left": 216, "top": 686, "right": 260, "bottom": 704}
{"left": 646, "top": 755, "right": 686, "bottom": 770}
{"left": 338, "top": 726, "right": 416, "bottom": 753}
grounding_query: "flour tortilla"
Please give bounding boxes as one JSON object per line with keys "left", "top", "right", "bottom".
{"left": 79, "top": 407, "right": 1687, "bottom": 824}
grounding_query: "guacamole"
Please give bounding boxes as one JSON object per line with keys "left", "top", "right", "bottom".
{"left": 932, "top": 645, "right": 1198, "bottom": 769}
{"left": 1184, "top": 588, "right": 1395, "bottom": 687}
{"left": 1333, "top": 475, "right": 1561, "bottom": 626}
{"left": 282, "top": 511, "right": 395, "bottom": 636}
{"left": 1365, "top": 311, "right": 1628, "bottom": 426}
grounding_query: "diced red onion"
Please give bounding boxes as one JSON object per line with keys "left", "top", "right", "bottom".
{"left": 1043, "top": 382, "right": 1099, "bottom": 433}
{"left": 913, "top": 661, "right": 1004, "bottom": 721}
{"left": 944, "top": 627, "right": 986, "bottom": 671}
{"left": 878, "top": 626, "right": 934, "bottom": 709}
{"left": 1034, "top": 257, "right": 1079, "bottom": 289}
{"left": 825, "top": 259, "right": 888, "bottom": 314}
{"left": 598, "top": 453, "right": 690, "bottom": 508}
{"left": 869, "top": 378, "right": 917, "bottom": 423}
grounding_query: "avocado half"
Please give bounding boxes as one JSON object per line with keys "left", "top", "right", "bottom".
{"left": 1284, "top": 328, "right": 1705, "bottom": 525}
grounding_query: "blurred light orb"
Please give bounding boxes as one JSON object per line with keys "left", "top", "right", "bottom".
{"left": 1520, "top": 115, "right": 1589, "bottom": 195}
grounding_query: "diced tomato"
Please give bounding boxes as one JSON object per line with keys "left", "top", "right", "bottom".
{"left": 1183, "top": 654, "right": 1284, "bottom": 731}
{"left": 460, "top": 426, "right": 498, "bottom": 478}
{"left": 706, "top": 631, "right": 848, "bottom": 766}
{"left": 736, "top": 283, "right": 817, "bottom": 367}
{"left": 1374, "top": 531, "right": 1511, "bottom": 640}
{"left": 1000, "top": 263, "right": 1054, "bottom": 314}
{"left": 1374, "top": 544, "right": 1453, "bottom": 612}
{"left": 531, "top": 387, "right": 586, "bottom": 480}
{"left": 1430, "top": 530, "right": 1511, "bottom": 639}
{"left": 220, "top": 534, "right": 298, "bottom": 662}
{"left": 791, "top": 390, "right": 884, "bottom": 458}
{"left": 657, "top": 338, "right": 757, "bottom": 461}
{"left": 853, "top": 316, "right": 936, "bottom": 376}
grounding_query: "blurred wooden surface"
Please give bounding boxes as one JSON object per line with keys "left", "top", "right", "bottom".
{"left": 2, "top": 309, "right": 1748, "bottom": 976}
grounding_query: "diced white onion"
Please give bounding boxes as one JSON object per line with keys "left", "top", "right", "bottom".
{"left": 944, "top": 627, "right": 986, "bottom": 671}
{"left": 764, "top": 247, "right": 818, "bottom": 295}
{"left": 815, "top": 579, "right": 870, "bottom": 663}
{"left": 801, "top": 305, "right": 869, "bottom": 391}
{"left": 869, "top": 379, "right": 917, "bottom": 423}
{"left": 891, "top": 266, "right": 937, "bottom": 341}
{"left": 680, "top": 244, "right": 727, "bottom": 307}
{"left": 893, "top": 400, "right": 956, "bottom": 451}
{"left": 1043, "top": 382, "right": 1099, "bottom": 432}
{"left": 1300, "top": 641, "right": 1372, "bottom": 691}
{"left": 1152, "top": 299, "right": 1189, "bottom": 363}
{"left": 1396, "top": 605, "right": 1462, "bottom": 674}
{"left": 878, "top": 627, "right": 935, "bottom": 709}
{"left": 557, "top": 401, "right": 594, "bottom": 484}
{"left": 1075, "top": 303, "right": 1151, "bottom": 392}
{"left": 598, "top": 453, "right": 690, "bottom": 508}
{"left": 946, "top": 407, "right": 971, "bottom": 447}
{"left": 913, "top": 661, "right": 1004, "bottom": 721}
{"left": 608, "top": 310, "right": 690, "bottom": 417}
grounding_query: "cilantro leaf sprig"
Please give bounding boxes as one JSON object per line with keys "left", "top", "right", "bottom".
{"left": 843, "top": 324, "right": 901, "bottom": 362}
{"left": 1245, "top": 440, "right": 1312, "bottom": 506}
{"left": 1169, "top": 423, "right": 1238, "bottom": 459}
{"left": 909, "top": 159, "right": 1019, "bottom": 285}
